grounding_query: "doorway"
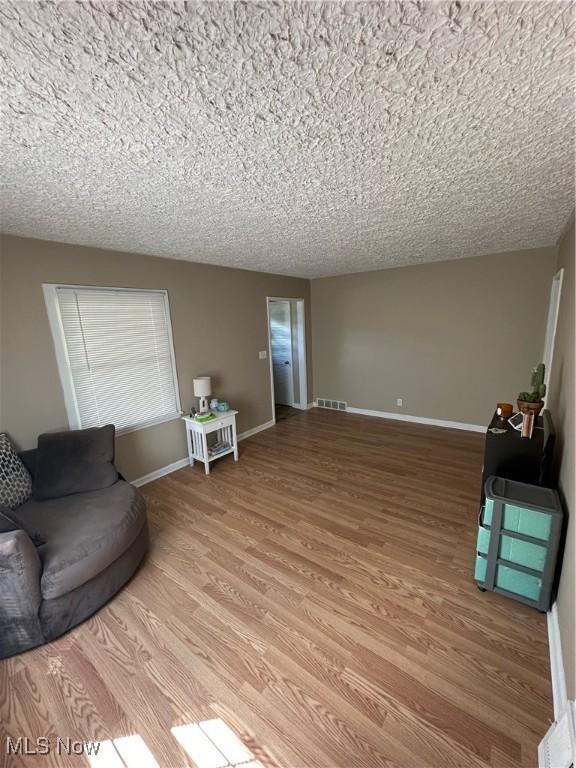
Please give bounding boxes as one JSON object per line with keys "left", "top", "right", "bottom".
{"left": 266, "top": 298, "right": 307, "bottom": 423}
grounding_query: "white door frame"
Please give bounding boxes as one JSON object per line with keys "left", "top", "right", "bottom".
{"left": 266, "top": 297, "right": 308, "bottom": 423}
{"left": 542, "top": 268, "right": 564, "bottom": 396}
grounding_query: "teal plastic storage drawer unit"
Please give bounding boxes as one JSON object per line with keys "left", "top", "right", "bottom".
{"left": 474, "top": 476, "right": 563, "bottom": 611}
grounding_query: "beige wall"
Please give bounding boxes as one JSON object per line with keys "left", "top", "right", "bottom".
{"left": 0, "top": 235, "right": 312, "bottom": 480}
{"left": 311, "top": 247, "right": 558, "bottom": 426}
{"left": 547, "top": 214, "right": 575, "bottom": 701}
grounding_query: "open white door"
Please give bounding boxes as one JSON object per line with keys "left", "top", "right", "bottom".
{"left": 269, "top": 300, "right": 294, "bottom": 406}
{"left": 542, "top": 269, "right": 564, "bottom": 393}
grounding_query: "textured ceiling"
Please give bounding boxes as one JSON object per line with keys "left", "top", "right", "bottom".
{"left": 1, "top": 1, "right": 574, "bottom": 278}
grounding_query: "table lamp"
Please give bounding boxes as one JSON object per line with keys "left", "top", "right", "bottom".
{"left": 193, "top": 377, "right": 212, "bottom": 414}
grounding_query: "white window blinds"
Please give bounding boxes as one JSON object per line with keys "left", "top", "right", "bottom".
{"left": 46, "top": 286, "right": 181, "bottom": 433}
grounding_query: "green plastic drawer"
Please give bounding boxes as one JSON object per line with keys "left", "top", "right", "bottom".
{"left": 475, "top": 555, "right": 487, "bottom": 582}
{"left": 499, "top": 535, "right": 547, "bottom": 571}
{"left": 476, "top": 526, "right": 490, "bottom": 556}
{"left": 483, "top": 501, "right": 551, "bottom": 541}
{"left": 495, "top": 564, "right": 542, "bottom": 601}
{"left": 503, "top": 504, "right": 551, "bottom": 540}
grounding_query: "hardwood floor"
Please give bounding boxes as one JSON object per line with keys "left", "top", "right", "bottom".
{"left": 274, "top": 405, "right": 303, "bottom": 422}
{"left": 1, "top": 409, "right": 552, "bottom": 768}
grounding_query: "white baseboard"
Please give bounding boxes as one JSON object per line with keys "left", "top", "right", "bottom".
{"left": 538, "top": 603, "right": 575, "bottom": 767}
{"left": 132, "top": 419, "right": 276, "bottom": 486}
{"left": 238, "top": 419, "right": 275, "bottom": 441}
{"left": 292, "top": 402, "right": 315, "bottom": 411}
{"left": 132, "top": 457, "right": 190, "bottom": 487}
{"left": 321, "top": 404, "right": 485, "bottom": 433}
{"left": 548, "top": 602, "right": 569, "bottom": 720}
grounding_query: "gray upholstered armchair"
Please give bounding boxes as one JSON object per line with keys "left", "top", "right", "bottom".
{"left": 0, "top": 528, "right": 44, "bottom": 657}
{"left": 0, "top": 426, "right": 149, "bottom": 659}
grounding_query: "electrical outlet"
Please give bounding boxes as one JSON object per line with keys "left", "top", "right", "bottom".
{"left": 259, "top": 350, "right": 267, "bottom": 360}
{"left": 396, "top": 398, "right": 403, "bottom": 407}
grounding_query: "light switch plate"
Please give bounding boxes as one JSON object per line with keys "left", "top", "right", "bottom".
{"left": 259, "top": 350, "right": 267, "bottom": 359}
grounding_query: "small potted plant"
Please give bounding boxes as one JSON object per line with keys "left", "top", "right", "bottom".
{"left": 517, "top": 363, "right": 546, "bottom": 416}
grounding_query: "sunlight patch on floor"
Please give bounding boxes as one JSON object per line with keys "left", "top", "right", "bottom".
{"left": 114, "top": 735, "right": 160, "bottom": 767}
{"left": 86, "top": 718, "right": 264, "bottom": 768}
{"left": 86, "top": 734, "right": 158, "bottom": 767}
{"left": 172, "top": 718, "right": 263, "bottom": 768}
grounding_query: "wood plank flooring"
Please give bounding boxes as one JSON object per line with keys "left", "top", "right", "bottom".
{"left": 0, "top": 409, "right": 552, "bottom": 768}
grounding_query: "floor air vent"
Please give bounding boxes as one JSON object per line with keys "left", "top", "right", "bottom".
{"left": 317, "top": 399, "right": 347, "bottom": 411}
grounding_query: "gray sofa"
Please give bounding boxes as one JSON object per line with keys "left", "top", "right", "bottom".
{"left": 0, "top": 427, "right": 148, "bottom": 659}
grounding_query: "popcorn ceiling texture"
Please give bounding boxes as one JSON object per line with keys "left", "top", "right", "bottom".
{"left": 0, "top": 1, "right": 574, "bottom": 278}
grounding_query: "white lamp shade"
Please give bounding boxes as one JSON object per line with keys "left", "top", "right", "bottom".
{"left": 193, "top": 377, "right": 212, "bottom": 397}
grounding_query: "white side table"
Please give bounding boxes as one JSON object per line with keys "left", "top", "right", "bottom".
{"left": 182, "top": 410, "right": 239, "bottom": 475}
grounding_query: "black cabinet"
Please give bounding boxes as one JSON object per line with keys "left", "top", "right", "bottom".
{"left": 480, "top": 410, "right": 555, "bottom": 505}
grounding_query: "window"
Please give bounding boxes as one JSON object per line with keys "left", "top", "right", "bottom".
{"left": 44, "top": 284, "right": 181, "bottom": 434}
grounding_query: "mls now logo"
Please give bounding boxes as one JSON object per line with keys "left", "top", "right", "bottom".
{"left": 5, "top": 737, "right": 101, "bottom": 756}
